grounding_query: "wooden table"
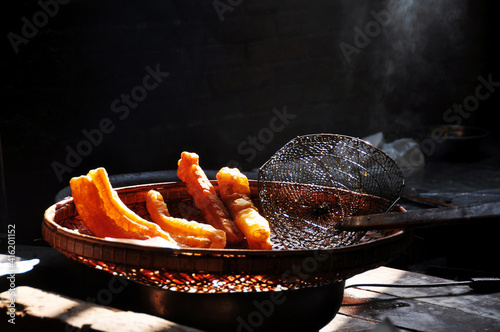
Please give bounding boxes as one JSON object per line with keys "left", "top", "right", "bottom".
{"left": 323, "top": 266, "right": 500, "bottom": 331}
{"left": 2, "top": 266, "right": 499, "bottom": 331}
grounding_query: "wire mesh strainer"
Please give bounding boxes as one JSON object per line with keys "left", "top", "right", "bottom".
{"left": 258, "top": 134, "right": 405, "bottom": 249}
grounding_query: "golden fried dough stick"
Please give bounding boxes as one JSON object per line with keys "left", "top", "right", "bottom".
{"left": 86, "top": 167, "right": 178, "bottom": 244}
{"left": 173, "top": 235, "right": 211, "bottom": 248}
{"left": 177, "top": 152, "right": 244, "bottom": 244}
{"left": 70, "top": 175, "right": 149, "bottom": 239}
{"left": 216, "top": 167, "right": 273, "bottom": 250}
{"left": 146, "top": 190, "right": 226, "bottom": 249}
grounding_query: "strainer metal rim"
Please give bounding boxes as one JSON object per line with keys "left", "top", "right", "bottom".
{"left": 257, "top": 133, "right": 406, "bottom": 249}
{"left": 258, "top": 133, "right": 406, "bottom": 201}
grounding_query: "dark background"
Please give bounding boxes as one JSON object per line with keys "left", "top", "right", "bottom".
{"left": 1, "top": 0, "right": 499, "bottom": 260}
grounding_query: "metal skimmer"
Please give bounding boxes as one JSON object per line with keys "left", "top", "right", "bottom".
{"left": 258, "top": 134, "right": 405, "bottom": 249}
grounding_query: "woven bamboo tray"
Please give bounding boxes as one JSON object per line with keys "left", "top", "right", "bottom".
{"left": 42, "top": 180, "right": 411, "bottom": 293}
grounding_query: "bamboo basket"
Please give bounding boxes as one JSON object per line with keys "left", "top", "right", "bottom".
{"left": 42, "top": 180, "right": 411, "bottom": 293}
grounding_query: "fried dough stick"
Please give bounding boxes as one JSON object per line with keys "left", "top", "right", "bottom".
{"left": 177, "top": 152, "right": 244, "bottom": 244}
{"left": 81, "top": 167, "right": 178, "bottom": 245}
{"left": 70, "top": 175, "right": 149, "bottom": 239}
{"left": 216, "top": 167, "right": 273, "bottom": 250}
{"left": 146, "top": 190, "right": 226, "bottom": 249}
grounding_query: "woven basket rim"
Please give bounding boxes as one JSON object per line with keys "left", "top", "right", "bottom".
{"left": 42, "top": 180, "right": 411, "bottom": 280}
{"left": 44, "top": 181, "right": 407, "bottom": 253}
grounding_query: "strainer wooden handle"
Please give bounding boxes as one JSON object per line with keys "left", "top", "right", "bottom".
{"left": 340, "top": 201, "right": 500, "bottom": 230}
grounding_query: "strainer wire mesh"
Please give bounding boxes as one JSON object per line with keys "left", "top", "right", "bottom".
{"left": 258, "top": 134, "right": 405, "bottom": 250}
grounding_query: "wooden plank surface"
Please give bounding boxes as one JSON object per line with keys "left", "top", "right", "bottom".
{"left": 326, "top": 266, "right": 500, "bottom": 332}
{"left": 0, "top": 286, "right": 202, "bottom": 332}
{"left": 2, "top": 267, "right": 499, "bottom": 331}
